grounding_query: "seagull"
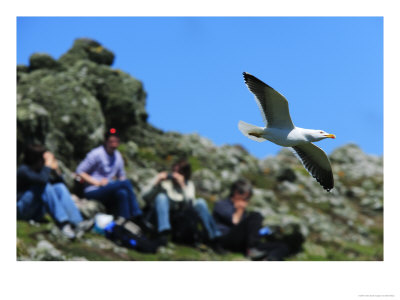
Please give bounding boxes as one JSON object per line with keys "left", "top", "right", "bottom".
{"left": 239, "top": 72, "right": 336, "bottom": 191}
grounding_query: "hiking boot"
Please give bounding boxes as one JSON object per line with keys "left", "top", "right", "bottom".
{"left": 156, "top": 230, "right": 170, "bottom": 247}
{"left": 247, "top": 247, "right": 268, "bottom": 260}
{"left": 209, "top": 239, "right": 227, "bottom": 255}
{"left": 75, "top": 219, "right": 95, "bottom": 238}
{"left": 61, "top": 223, "right": 76, "bottom": 240}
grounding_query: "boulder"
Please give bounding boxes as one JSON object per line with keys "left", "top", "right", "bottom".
{"left": 29, "top": 53, "right": 60, "bottom": 71}
{"left": 59, "top": 38, "right": 115, "bottom": 66}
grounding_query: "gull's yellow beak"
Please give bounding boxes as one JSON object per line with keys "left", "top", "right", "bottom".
{"left": 324, "top": 134, "right": 336, "bottom": 139}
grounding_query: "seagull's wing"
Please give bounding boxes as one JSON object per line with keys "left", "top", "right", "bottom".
{"left": 292, "top": 143, "right": 334, "bottom": 192}
{"left": 243, "top": 72, "right": 295, "bottom": 129}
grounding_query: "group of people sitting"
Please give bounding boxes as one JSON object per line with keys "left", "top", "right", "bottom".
{"left": 17, "top": 129, "right": 294, "bottom": 260}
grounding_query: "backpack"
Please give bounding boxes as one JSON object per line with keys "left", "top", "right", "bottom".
{"left": 104, "top": 217, "right": 159, "bottom": 254}
{"left": 170, "top": 204, "right": 206, "bottom": 246}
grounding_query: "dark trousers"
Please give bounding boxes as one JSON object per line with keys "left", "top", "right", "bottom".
{"left": 219, "top": 212, "right": 263, "bottom": 253}
{"left": 256, "top": 241, "right": 290, "bottom": 261}
{"left": 219, "top": 212, "right": 291, "bottom": 260}
{"left": 85, "top": 180, "right": 142, "bottom": 219}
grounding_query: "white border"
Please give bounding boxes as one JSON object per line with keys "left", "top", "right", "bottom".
{"left": 3, "top": 1, "right": 399, "bottom": 299}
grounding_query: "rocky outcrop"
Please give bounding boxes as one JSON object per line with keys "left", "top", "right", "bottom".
{"left": 17, "top": 38, "right": 147, "bottom": 166}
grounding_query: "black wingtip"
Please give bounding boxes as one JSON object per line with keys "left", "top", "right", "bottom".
{"left": 242, "top": 72, "right": 252, "bottom": 83}
{"left": 242, "top": 72, "right": 272, "bottom": 89}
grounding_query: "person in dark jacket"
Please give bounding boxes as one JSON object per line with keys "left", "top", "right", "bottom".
{"left": 213, "top": 179, "right": 289, "bottom": 260}
{"left": 17, "top": 144, "right": 92, "bottom": 239}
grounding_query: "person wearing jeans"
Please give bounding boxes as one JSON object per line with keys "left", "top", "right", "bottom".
{"left": 17, "top": 145, "right": 92, "bottom": 239}
{"left": 154, "top": 192, "right": 220, "bottom": 240}
{"left": 18, "top": 183, "right": 83, "bottom": 225}
{"left": 84, "top": 179, "right": 142, "bottom": 219}
{"left": 76, "top": 128, "right": 146, "bottom": 229}
{"left": 142, "top": 158, "right": 220, "bottom": 245}
{"left": 193, "top": 198, "right": 220, "bottom": 240}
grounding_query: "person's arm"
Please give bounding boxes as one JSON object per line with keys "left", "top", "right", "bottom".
{"left": 232, "top": 204, "right": 246, "bottom": 224}
{"left": 17, "top": 164, "right": 52, "bottom": 186}
{"left": 76, "top": 150, "right": 106, "bottom": 187}
{"left": 78, "top": 172, "right": 108, "bottom": 187}
{"left": 232, "top": 199, "right": 248, "bottom": 224}
{"left": 141, "top": 172, "right": 168, "bottom": 201}
{"left": 43, "top": 151, "right": 61, "bottom": 175}
{"left": 213, "top": 199, "right": 235, "bottom": 226}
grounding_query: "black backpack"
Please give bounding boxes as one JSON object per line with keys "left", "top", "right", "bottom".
{"left": 104, "top": 217, "right": 159, "bottom": 254}
{"left": 170, "top": 204, "right": 205, "bottom": 245}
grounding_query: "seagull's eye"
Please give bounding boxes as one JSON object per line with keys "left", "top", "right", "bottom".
{"left": 320, "top": 131, "right": 323, "bottom": 133}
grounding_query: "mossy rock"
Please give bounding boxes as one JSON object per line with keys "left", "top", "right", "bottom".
{"left": 17, "top": 70, "right": 105, "bottom": 163}
{"left": 59, "top": 38, "right": 115, "bottom": 66}
{"left": 29, "top": 53, "right": 61, "bottom": 71}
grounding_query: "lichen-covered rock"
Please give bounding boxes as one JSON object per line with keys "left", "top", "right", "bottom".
{"left": 192, "top": 168, "right": 222, "bottom": 195}
{"left": 69, "top": 60, "right": 148, "bottom": 134}
{"left": 29, "top": 240, "right": 66, "bottom": 261}
{"left": 71, "top": 194, "right": 106, "bottom": 219}
{"left": 17, "top": 70, "right": 105, "bottom": 164}
{"left": 59, "top": 38, "right": 115, "bottom": 66}
{"left": 29, "top": 53, "right": 60, "bottom": 71}
{"left": 330, "top": 143, "right": 383, "bottom": 181}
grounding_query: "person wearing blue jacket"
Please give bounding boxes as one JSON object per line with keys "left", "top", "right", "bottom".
{"left": 17, "top": 144, "right": 92, "bottom": 239}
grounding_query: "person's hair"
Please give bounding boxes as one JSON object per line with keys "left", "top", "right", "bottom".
{"left": 104, "top": 128, "right": 120, "bottom": 141}
{"left": 229, "top": 179, "right": 253, "bottom": 199}
{"left": 23, "top": 144, "right": 46, "bottom": 166}
{"left": 172, "top": 158, "right": 192, "bottom": 181}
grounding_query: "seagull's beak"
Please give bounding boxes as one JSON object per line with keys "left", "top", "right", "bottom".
{"left": 324, "top": 134, "right": 336, "bottom": 139}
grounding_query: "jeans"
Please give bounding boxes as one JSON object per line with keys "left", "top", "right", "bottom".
{"left": 154, "top": 193, "right": 221, "bottom": 240}
{"left": 193, "top": 198, "right": 221, "bottom": 240}
{"left": 85, "top": 179, "right": 142, "bottom": 219}
{"left": 17, "top": 183, "right": 84, "bottom": 225}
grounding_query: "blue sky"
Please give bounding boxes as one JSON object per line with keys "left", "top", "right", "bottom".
{"left": 17, "top": 17, "right": 383, "bottom": 159}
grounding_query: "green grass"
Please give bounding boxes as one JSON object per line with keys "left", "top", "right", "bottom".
{"left": 17, "top": 220, "right": 246, "bottom": 261}
{"left": 17, "top": 216, "right": 383, "bottom": 261}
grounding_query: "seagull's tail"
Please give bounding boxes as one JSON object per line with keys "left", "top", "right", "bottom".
{"left": 238, "top": 121, "right": 266, "bottom": 142}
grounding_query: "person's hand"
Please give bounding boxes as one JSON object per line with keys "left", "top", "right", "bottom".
{"left": 156, "top": 171, "right": 169, "bottom": 183}
{"left": 97, "top": 178, "right": 109, "bottom": 187}
{"left": 232, "top": 202, "right": 247, "bottom": 224}
{"left": 232, "top": 196, "right": 249, "bottom": 224}
{"left": 43, "top": 151, "right": 61, "bottom": 173}
{"left": 171, "top": 172, "right": 186, "bottom": 188}
{"left": 43, "top": 151, "right": 55, "bottom": 167}
{"left": 233, "top": 199, "right": 248, "bottom": 211}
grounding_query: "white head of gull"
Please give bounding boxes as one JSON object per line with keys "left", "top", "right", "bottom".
{"left": 238, "top": 72, "right": 336, "bottom": 192}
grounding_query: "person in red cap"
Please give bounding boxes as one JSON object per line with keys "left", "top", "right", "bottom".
{"left": 76, "top": 129, "right": 149, "bottom": 230}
